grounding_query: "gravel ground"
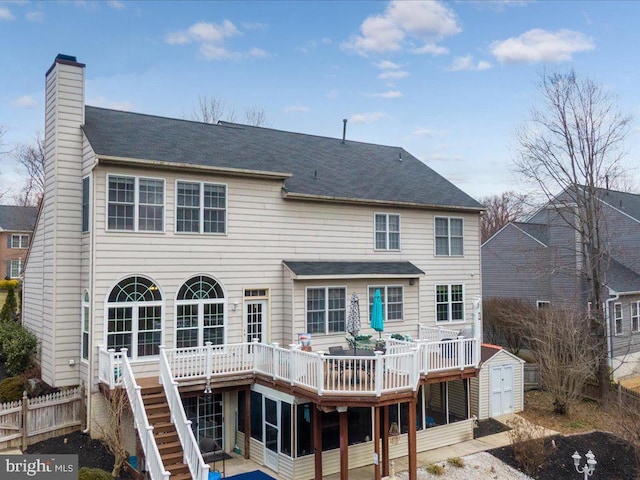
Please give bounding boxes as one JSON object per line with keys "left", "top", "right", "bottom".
{"left": 396, "top": 452, "right": 531, "bottom": 480}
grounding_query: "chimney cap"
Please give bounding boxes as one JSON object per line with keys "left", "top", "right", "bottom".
{"left": 46, "top": 54, "right": 85, "bottom": 77}
{"left": 56, "top": 54, "right": 77, "bottom": 62}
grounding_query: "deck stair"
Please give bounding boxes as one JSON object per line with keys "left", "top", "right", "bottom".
{"left": 141, "top": 384, "right": 191, "bottom": 480}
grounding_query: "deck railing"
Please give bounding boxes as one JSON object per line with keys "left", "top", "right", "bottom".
{"left": 98, "top": 347, "right": 123, "bottom": 389}
{"left": 159, "top": 346, "right": 210, "bottom": 480}
{"left": 119, "top": 349, "right": 170, "bottom": 480}
{"left": 419, "top": 325, "right": 461, "bottom": 342}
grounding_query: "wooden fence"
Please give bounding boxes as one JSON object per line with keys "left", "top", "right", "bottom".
{"left": 0, "top": 385, "right": 85, "bottom": 450}
{"left": 524, "top": 364, "right": 541, "bottom": 391}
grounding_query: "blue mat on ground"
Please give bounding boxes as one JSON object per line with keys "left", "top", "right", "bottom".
{"left": 225, "top": 470, "right": 277, "bottom": 480}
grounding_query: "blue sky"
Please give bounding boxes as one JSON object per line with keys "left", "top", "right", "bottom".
{"left": 1, "top": 0, "right": 640, "bottom": 200}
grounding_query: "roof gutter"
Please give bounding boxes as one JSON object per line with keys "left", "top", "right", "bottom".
{"left": 96, "top": 155, "right": 292, "bottom": 180}
{"left": 282, "top": 190, "right": 485, "bottom": 213}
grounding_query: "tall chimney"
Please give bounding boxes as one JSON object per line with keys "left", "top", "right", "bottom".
{"left": 342, "top": 118, "right": 347, "bottom": 144}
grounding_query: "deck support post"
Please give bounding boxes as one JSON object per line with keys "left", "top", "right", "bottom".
{"left": 244, "top": 387, "right": 251, "bottom": 459}
{"left": 339, "top": 407, "right": 349, "bottom": 480}
{"left": 382, "top": 405, "right": 389, "bottom": 477}
{"left": 374, "top": 406, "right": 381, "bottom": 480}
{"left": 313, "top": 405, "right": 323, "bottom": 480}
{"left": 408, "top": 397, "right": 418, "bottom": 480}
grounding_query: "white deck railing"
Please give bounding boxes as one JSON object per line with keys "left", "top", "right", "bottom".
{"left": 159, "top": 346, "right": 210, "bottom": 480}
{"left": 98, "top": 347, "right": 123, "bottom": 389}
{"left": 419, "top": 325, "right": 461, "bottom": 342}
{"left": 119, "top": 349, "right": 170, "bottom": 480}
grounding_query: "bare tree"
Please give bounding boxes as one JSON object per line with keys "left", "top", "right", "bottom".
{"left": 526, "top": 307, "right": 598, "bottom": 415}
{"left": 483, "top": 297, "right": 533, "bottom": 355}
{"left": 13, "top": 135, "right": 45, "bottom": 207}
{"left": 193, "top": 95, "right": 268, "bottom": 126}
{"left": 96, "top": 388, "right": 129, "bottom": 478}
{"left": 514, "top": 69, "right": 632, "bottom": 404}
{"left": 479, "top": 191, "right": 529, "bottom": 243}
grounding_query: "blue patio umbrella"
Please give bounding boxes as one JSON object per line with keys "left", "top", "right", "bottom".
{"left": 370, "top": 289, "right": 384, "bottom": 340}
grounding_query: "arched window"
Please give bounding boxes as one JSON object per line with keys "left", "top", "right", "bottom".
{"left": 81, "top": 290, "right": 90, "bottom": 361}
{"left": 176, "top": 276, "right": 225, "bottom": 348}
{"left": 106, "top": 276, "right": 163, "bottom": 359}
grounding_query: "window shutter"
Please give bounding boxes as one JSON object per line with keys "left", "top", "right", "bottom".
{"left": 7, "top": 235, "right": 11, "bottom": 248}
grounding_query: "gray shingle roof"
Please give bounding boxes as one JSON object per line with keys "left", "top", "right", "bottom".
{"left": 606, "top": 256, "right": 640, "bottom": 293}
{"left": 0, "top": 205, "right": 37, "bottom": 231}
{"left": 513, "top": 222, "right": 549, "bottom": 246}
{"left": 283, "top": 261, "right": 425, "bottom": 278}
{"left": 596, "top": 188, "right": 640, "bottom": 222}
{"left": 82, "top": 107, "right": 482, "bottom": 211}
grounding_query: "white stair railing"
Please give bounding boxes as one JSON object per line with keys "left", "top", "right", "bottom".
{"left": 159, "top": 346, "right": 210, "bottom": 480}
{"left": 119, "top": 349, "right": 170, "bottom": 480}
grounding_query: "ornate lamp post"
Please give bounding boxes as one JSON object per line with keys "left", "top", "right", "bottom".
{"left": 572, "top": 450, "right": 596, "bottom": 479}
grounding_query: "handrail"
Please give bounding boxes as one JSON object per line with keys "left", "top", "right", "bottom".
{"left": 119, "top": 349, "right": 170, "bottom": 480}
{"left": 159, "top": 346, "right": 210, "bottom": 480}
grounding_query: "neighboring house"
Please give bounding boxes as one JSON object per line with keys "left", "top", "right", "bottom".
{"left": 0, "top": 205, "right": 37, "bottom": 279}
{"left": 23, "top": 55, "right": 486, "bottom": 480}
{"left": 482, "top": 187, "right": 640, "bottom": 379}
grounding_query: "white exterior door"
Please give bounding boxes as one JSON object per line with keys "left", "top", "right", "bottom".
{"left": 490, "top": 364, "right": 514, "bottom": 417}
{"left": 263, "top": 396, "right": 279, "bottom": 472}
{"left": 245, "top": 300, "right": 267, "bottom": 344}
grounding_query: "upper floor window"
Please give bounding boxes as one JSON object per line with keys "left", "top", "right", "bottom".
{"left": 368, "top": 286, "right": 404, "bottom": 321}
{"left": 614, "top": 303, "right": 623, "bottom": 335}
{"left": 632, "top": 303, "right": 640, "bottom": 333}
{"left": 306, "top": 287, "right": 346, "bottom": 334}
{"left": 81, "top": 290, "right": 90, "bottom": 361}
{"left": 82, "top": 176, "right": 90, "bottom": 233}
{"left": 435, "top": 217, "right": 463, "bottom": 256}
{"left": 107, "top": 175, "right": 164, "bottom": 232}
{"left": 106, "top": 276, "right": 163, "bottom": 359}
{"left": 10, "top": 234, "right": 29, "bottom": 249}
{"left": 7, "top": 259, "right": 23, "bottom": 279}
{"left": 374, "top": 214, "right": 400, "bottom": 250}
{"left": 176, "top": 276, "right": 226, "bottom": 348}
{"left": 176, "top": 181, "right": 227, "bottom": 234}
{"left": 436, "top": 284, "right": 464, "bottom": 323}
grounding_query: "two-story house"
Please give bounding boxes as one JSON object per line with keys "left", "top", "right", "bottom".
{"left": 482, "top": 186, "right": 640, "bottom": 380}
{"left": 0, "top": 205, "right": 37, "bottom": 279}
{"left": 23, "top": 55, "right": 485, "bottom": 480}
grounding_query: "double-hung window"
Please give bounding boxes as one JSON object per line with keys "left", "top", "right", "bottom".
{"left": 368, "top": 286, "right": 404, "bottom": 321}
{"left": 10, "top": 234, "right": 29, "bottom": 249}
{"left": 81, "top": 290, "right": 90, "bottom": 361}
{"left": 306, "top": 287, "right": 346, "bottom": 334}
{"left": 8, "top": 259, "right": 22, "bottom": 279}
{"left": 176, "top": 181, "right": 227, "bottom": 234}
{"left": 435, "top": 217, "right": 463, "bottom": 256}
{"left": 374, "top": 213, "right": 400, "bottom": 250}
{"left": 436, "top": 284, "right": 464, "bottom": 323}
{"left": 632, "top": 303, "right": 640, "bottom": 333}
{"left": 614, "top": 303, "right": 623, "bottom": 335}
{"left": 107, "top": 175, "right": 164, "bottom": 232}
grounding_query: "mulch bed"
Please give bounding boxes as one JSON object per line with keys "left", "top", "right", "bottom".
{"left": 474, "top": 418, "right": 511, "bottom": 439}
{"left": 490, "top": 431, "right": 638, "bottom": 480}
{"left": 25, "top": 431, "right": 134, "bottom": 479}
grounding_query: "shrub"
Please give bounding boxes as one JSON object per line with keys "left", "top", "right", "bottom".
{"left": 508, "top": 415, "right": 547, "bottom": 479}
{"left": 0, "top": 376, "right": 26, "bottom": 403}
{"left": 0, "top": 279, "right": 19, "bottom": 291}
{"left": 0, "top": 321, "right": 38, "bottom": 375}
{"left": 447, "top": 457, "right": 465, "bottom": 468}
{"left": 0, "top": 284, "right": 18, "bottom": 322}
{"left": 425, "top": 463, "right": 445, "bottom": 475}
{"left": 78, "top": 467, "right": 112, "bottom": 480}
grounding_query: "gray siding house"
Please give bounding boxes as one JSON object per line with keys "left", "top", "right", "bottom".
{"left": 23, "top": 55, "right": 486, "bottom": 480}
{"left": 482, "top": 188, "right": 640, "bottom": 379}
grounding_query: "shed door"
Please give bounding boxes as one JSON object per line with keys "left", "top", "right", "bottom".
{"left": 490, "top": 364, "right": 514, "bottom": 416}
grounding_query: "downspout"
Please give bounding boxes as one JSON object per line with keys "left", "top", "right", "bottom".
{"left": 604, "top": 289, "right": 619, "bottom": 371}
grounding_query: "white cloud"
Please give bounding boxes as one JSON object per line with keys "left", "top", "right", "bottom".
{"left": 0, "top": 6, "right": 15, "bottom": 20}
{"left": 367, "top": 90, "right": 403, "bottom": 99}
{"left": 350, "top": 112, "right": 385, "bottom": 124}
{"left": 448, "top": 55, "right": 492, "bottom": 71}
{"left": 411, "top": 127, "right": 447, "bottom": 137}
{"left": 25, "top": 11, "right": 43, "bottom": 22}
{"left": 375, "top": 60, "right": 400, "bottom": 70}
{"left": 89, "top": 96, "right": 135, "bottom": 111}
{"left": 11, "top": 95, "right": 37, "bottom": 108}
{"left": 166, "top": 20, "right": 268, "bottom": 61}
{"left": 326, "top": 89, "right": 339, "bottom": 99}
{"left": 490, "top": 29, "right": 595, "bottom": 63}
{"left": 322, "top": 37, "right": 332, "bottom": 45}
{"left": 413, "top": 43, "right": 449, "bottom": 55}
{"left": 107, "top": 0, "right": 126, "bottom": 10}
{"left": 285, "top": 105, "right": 310, "bottom": 113}
{"left": 379, "top": 70, "right": 410, "bottom": 80}
{"left": 342, "top": 1, "right": 460, "bottom": 56}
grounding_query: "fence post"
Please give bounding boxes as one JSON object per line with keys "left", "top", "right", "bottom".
{"left": 21, "top": 391, "right": 28, "bottom": 451}
{"left": 80, "top": 381, "right": 87, "bottom": 431}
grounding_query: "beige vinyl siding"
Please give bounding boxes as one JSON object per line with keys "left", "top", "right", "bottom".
{"left": 470, "top": 374, "right": 479, "bottom": 418}
{"left": 473, "top": 350, "right": 524, "bottom": 420}
{"left": 447, "top": 379, "right": 467, "bottom": 418}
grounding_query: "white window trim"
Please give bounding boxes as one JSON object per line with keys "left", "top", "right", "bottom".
{"left": 373, "top": 213, "right": 401, "bottom": 251}
{"left": 105, "top": 174, "right": 166, "bottom": 233}
{"left": 10, "top": 234, "right": 29, "bottom": 249}
{"left": 9, "top": 259, "right": 23, "bottom": 279}
{"left": 305, "top": 286, "right": 347, "bottom": 335}
{"left": 614, "top": 302, "right": 623, "bottom": 336}
{"left": 368, "top": 285, "right": 404, "bottom": 322}
{"left": 632, "top": 302, "right": 640, "bottom": 333}
{"left": 434, "top": 216, "right": 464, "bottom": 257}
{"left": 104, "top": 276, "right": 165, "bottom": 361}
{"left": 435, "top": 283, "right": 465, "bottom": 324}
{"left": 536, "top": 301, "right": 550, "bottom": 309}
{"left": 82, "top": 175, "right": 91, "bottom": 233}
{"left": 174, "top": 179, "right": 228, "bottom": 235}
{"left": 81, "top": 290, "right": 90, "bottom": 363}
{"left": 174, "top": 275, "right": 228, "bottom": 348}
